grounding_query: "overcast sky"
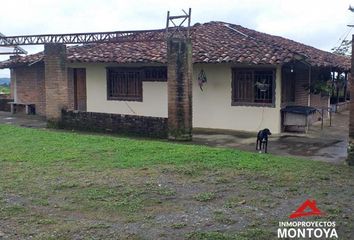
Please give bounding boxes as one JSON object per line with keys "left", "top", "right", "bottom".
{"left": 0, "top": 0, "right": 353, "bottom": 77}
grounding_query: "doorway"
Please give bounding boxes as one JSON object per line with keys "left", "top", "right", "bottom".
{"left": 73, "top": 68, "right": 86, "bottom": 111}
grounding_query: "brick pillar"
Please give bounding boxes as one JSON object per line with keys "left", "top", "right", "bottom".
{"left": 44, "top": 43, "right": 69, "bottom": 122}
{"left": 347, "top": 35, "right": 354, "bottom": 165}
{"left": 167, "top": 38, "right": 193, "bottom": 141}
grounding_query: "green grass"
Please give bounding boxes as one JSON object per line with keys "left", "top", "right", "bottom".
{"left": 0, "top": 124, "right": 341, "bottom": 179}
{"left": 187, "top": 228, "right": 274, "bottom": 240}
{"left": 0, "top": 124, "right": 353, "bottom": 239}
{"left": 0, "top": 85, "right": 10, "bottom": 94}
{"left": 187, "top": 231, "right": 236, "bottom": 240}
{"left": 171, "top": 222, "right": 187, "bottom": 229}
{"left": 194, "top": 192, "right": 216, "bottom": 202}
{"left": 0, "top": 205, "right": 27, "bottom": 217}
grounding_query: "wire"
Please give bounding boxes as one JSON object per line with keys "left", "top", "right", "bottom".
{"left": 334, "top": 27, "right": 353, "bottom": 51}
{"left": 124, "top": 101, "right": 136, "bottom": 114}
{"left": 334, "top": 28, "right": 349, "bottom": 47}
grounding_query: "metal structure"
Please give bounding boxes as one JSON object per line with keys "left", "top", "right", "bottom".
{"left": 166, "top": 8, "right": 191, "bottom": 39}
{"left": 0, "top": 48, "right": 27, "bottom": 55}
{"left": 0, "top": 29, "right": 163, "bottom": 47}
{"left": 0, "top": 33, "right": 27, "bottom": 55}
{"left": 0, "top": 9, "right": 191, "bottom": 54}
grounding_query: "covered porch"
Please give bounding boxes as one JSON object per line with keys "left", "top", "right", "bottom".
{"left": 280, "top": 59, "right": 350, "bottom": 132}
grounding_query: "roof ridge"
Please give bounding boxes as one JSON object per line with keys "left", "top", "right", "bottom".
{"left": 218, "top": 21, "right": 336, "bottom": 55}
{"left": 220, "top": 22, "right": 299, "bottom": 63}
{"left": 221, "top": 22, "right": 348, "bottom": 67}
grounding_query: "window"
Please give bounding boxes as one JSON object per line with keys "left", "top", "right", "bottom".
{"left": 106, "top": 67, "right": 167, "bottom": 101}
{"left": 232, "top": 69, "right": 275, "bottom": 106}
{"left": 107, "top": 68, "right": 142, "bottom": 101}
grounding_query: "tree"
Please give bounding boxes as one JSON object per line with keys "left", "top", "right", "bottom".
{"left": 331, "top": 39, "right": 352, "bottom": 56}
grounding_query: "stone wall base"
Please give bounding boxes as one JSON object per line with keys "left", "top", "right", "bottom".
{"left": 58, "top": 110, "right": 168, "bottom": 139}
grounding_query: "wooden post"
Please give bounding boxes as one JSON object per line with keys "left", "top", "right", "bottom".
{"left": 321, "top": 109, "right": 324, "bottom": 130}
{"left": 336, "top": 71, "right": 341, "bottom": 112}
{"left": 347, "top": 35, "right": 354, "bottom": 165}
{"left": 344, "top": 72, "right": 348, "bottom": 102}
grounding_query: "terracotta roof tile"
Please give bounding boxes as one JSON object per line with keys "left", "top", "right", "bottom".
{"left": 0, "top": 21, "right": 350, "bottom": 70}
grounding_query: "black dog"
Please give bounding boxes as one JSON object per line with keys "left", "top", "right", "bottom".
{"left": 256, "top": 128, "right": 272, "bottom": 153}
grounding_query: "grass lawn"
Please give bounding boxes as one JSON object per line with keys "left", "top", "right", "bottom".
{"left": 0, "top": 124, "right": 353, "bottom": 239}
{"left": 0, "top": 85, "right": 10, "bottom": 94}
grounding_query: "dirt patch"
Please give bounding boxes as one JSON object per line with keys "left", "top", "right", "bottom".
{"left": 0, "top": 163, "right": 353, "bottom": 240}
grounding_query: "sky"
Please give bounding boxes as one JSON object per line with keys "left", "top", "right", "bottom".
{"left": 0, "top": 0, "right": 353, "bottom": 77}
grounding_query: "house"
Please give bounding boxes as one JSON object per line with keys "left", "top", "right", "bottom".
{"left": 0, "top": 21, "right": 350, "bottom": 137}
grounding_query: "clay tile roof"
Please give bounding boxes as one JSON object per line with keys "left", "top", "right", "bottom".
{"left": 0, "top": 21, "right": 350, "bottom": 70}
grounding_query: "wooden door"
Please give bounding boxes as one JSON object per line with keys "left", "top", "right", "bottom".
{"left": 74, "top": 68, "right": 87, "bottom": 111}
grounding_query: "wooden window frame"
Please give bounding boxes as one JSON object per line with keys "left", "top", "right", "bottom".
{"left": 106, "top": 67, "right": 167, "bottom": 102}
{"left": 232, "top": 68, "right": 276, "bottom": 107}
{"left": 106, "top": 68, "right": 143, "bottom": 102}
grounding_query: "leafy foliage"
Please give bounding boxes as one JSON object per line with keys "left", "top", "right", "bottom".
{"left": 331, "top": 39, "right": 352, "bottom": 56}
{"left": 0, "top": 77, "right": 10, "bottom": 94}
{"left": 0, "top": 85, "right": 10, "bottom": 94}
{"left": 304, "top": 80, "right": 333, "bottom": 96}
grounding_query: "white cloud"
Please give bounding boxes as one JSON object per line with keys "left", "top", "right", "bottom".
{"left": 1, "top": 0, "right": 353, "bottom": 77}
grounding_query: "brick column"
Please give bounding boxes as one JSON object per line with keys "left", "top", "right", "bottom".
{"left": 167, "top": 38, "right": 193, "bottom": 141}
{"left": 44, "top": 43, "right": 69, "bottom": 122}
{"left": 347, "top": 35, "right": 354, "bottom": 165}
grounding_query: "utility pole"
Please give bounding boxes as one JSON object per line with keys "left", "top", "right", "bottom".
{"left": 347, "top": 5, "right": 354, "bottom": 165}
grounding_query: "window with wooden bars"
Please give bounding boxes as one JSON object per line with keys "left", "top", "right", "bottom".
{"left": 106, "top": 67, "right": 167, "bottom": 101}
{"left": 232, "top": 69, "right": 275, "bottom": 106}
{"left": 107, "top": 68, "right": 142, "bottom": 101}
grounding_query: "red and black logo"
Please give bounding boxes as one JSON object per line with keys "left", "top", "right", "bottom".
{"left": 289, "top": 199, "right": 324, "bottom": 219}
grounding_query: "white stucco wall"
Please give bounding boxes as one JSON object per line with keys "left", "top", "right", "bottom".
{"left": 68, "top": 63, "right": 282, "bottom": 133}
{"left": 193, "top": 64, "right": 282, "bottom": 133}
{"left": 69, "top": 63, "right": 168, "bottom": 117}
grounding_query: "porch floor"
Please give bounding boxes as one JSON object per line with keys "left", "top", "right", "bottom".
{"left": 0, "top": 110, "right": 348, "bottom": 164}
{"left": 193, "top": 111, "right": 349, "bottom": 164}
